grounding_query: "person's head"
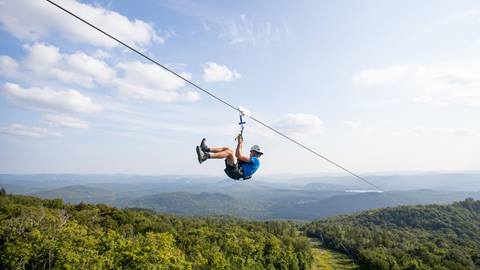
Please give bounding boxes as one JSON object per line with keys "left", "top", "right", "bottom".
{"left": 249, "top": 145, "right": 264, "bottom": 158}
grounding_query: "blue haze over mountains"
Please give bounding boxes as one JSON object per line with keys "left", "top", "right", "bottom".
{"left": 1, "top": 173, "right": 479, "bottom": 220}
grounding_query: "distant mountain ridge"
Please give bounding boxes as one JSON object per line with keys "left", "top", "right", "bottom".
{"left": 127, "top": 191, "right": 271, "bottom": 218}
{"left": 34, "top": 185, "right": 112, "bottom": 199}
{"left": 22, "top": 183, "right": 480, "bottom": 221}
{"left": 1, "top": 173, "right": 480, "bottom": 220}
{"left": 2, "top": 172, "right": 480, "bottom": 191}
{"left": 271, "top": 189, "right": 480, "bottom": 220}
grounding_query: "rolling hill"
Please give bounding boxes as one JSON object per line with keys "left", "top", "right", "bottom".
{"left": 304, "top": 198, "right": 480, "bottom": 269}
{"left": 2, "top": 174, "right": 480, "bottom": 221}
{"left": 124, "top": 191, "right": 271, "bottom": 219}
{"left": 29, "top": 184, "right": 480, "bottom": 221}
{"left": 2, "top": 186, "right": 480, "bottom": 269}
{"left": 33, "top": 185, "right": 114, "bottom": 203}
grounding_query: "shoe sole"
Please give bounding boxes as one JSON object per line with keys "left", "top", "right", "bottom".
{"left": 196, "top": 146, "right": 204, "bottom": 164}
{"left": 200, "top": 138, "right": 209, "bottom": 152}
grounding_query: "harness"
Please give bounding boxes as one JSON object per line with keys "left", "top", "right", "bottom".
{"left": 224, "top": 161, "right": 252, "bottom": 181}
{"left": 237, "top": 161, "right": 253, "bottom": 180}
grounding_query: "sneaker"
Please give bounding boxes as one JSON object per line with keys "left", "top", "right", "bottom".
{"left": 196, "top": 146, "right": 208, "bottom": 164}
{"left": 200, "top": 138, "right": 210, "bottom": 152}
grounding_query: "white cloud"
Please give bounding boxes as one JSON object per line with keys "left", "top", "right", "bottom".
{"left": 0, "top": 55, "right": 19, "bottom": 76}
{"left": 2, "top": 82, "right": 103, "bottom": 113}
{"left": 353, "top": 64, "right": 415, "bottom": 87}
{"left": 220, "top": 14, "right": 290, "bottom": 46}
{"left": 353, "top": 63, "right": 478, "bottom": 89}
{"left": 447, "top": 92, "right": 480, "bottom": 106}
{"left": 93, "top": 49, "right": 111, "bottom": 60}
{"left": 413, "top": 127, "right": 478, "bottom": 137}
{"left": 413, "top": 95, "right": 433, "bottom": 104}
{"left": 0, "top": 0, "right": 164, "bottom": 49}
{"left": 466, "top": 9, "right": 480, "bottom": 24}
{"left": 1, "top": 43, "right": 116, "bottom": 88}
{"left": 1, "top": 123, "right": 61, "bottom": 138}
{"left": 413, "top": 95, "right": 449, "bottom": 107}
{"left": 115, "top": 61, "right": 200, "bottom": 102}
{"left": 1, "top": 44, "right": 199, "bottom": 103}
{"left": 65, "top": 51, "right": 116, "bottom": 83}
{"left": 116, "top": 83, "right": 200, "bottom": 102}
{"left": 353, "top": 61, "right": 480, "bottom": 107}
{"left": 117, "top": 61, "right": 188, "bottom": 91}
{"left": 42, "top": 114, "right": 89, "bottom": 129}
{"left": 274, "top": 113, "right": 325, "bottom": 135}
{"left": 203, "top": 62, "right": 241, "bottom": 82}
{"left": 345, "top": 121, "right": 362, "bottom": 129}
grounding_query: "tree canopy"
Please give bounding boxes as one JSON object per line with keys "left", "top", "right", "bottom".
{"left": 0, "top": 193, "right": 312, "bottom": 269}
{"left": 304, "top": 198, "right": 480, "bottom": 270}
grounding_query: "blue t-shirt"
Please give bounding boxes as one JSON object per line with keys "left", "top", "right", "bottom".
{"left": 241, "top": 157, "right": 260, "bottom": 177}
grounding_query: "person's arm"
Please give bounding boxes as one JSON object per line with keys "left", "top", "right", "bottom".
{"left": 235, "top": 135, "right": 250, "bottom": 162}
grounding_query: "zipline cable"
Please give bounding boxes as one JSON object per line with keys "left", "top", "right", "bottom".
{"left": 45, "top": 0, "right": 383, "bottom": 192}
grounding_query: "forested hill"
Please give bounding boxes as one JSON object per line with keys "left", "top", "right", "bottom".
{"left": 3, "top": 190, "right": 480, "bottom": 270}
{"left": 0, "top": 192, "right": 312, "bottom": 269}
{"left": 304, "top": 198, "right": 480, "bottom": 269}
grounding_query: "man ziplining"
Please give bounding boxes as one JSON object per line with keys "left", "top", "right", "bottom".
{"left": 196, "top": 136, "right": 264, "bottom": 180}
{"left": 195, "top": 106, "right": 264, "bottom": 180}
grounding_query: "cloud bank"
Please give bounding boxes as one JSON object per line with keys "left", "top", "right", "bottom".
{"left": 0, "top": 0, "right": 163, "bottom": 49}
{"left": 353, "top": 61, "right": 480, "bottom": 107}
{"left": 1, "top": 123, "right": 61, "bottom": 138}
{"left": 274, "top": 113, "right": 325, "bottom": 135}
{"left": 2, "top": 82, "right": 104, "bottom": 114}
{"left": 203, "top": 62, "right": 241, "bottom": 82}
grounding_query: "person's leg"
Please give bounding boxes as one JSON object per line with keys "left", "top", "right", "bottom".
{"left": 200, "top": 139, "right": 229, "bottom": 153}
{"left": 208, "top": 147, "right": 229, "bottom": 153}
{"left": 209, "top": 148, "right": 236, "bottom": 165}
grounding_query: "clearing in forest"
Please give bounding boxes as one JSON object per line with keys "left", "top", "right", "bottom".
{"left": 309, "top": 238, "right": 358, "bottom": 270}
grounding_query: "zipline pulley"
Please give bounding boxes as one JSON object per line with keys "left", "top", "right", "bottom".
{"left": 239, "top": 115, "right": 246, "bottom": 135}
{"left": 236, "top": 106, "right": 250, "bottom": 140}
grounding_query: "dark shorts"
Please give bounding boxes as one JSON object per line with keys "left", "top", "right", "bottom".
{"left": 224, "top": 160, "right": 248, "bottom": 180}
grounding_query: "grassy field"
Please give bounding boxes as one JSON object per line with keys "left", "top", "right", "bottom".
{"left": 309, "top": 238, "right": 358, "bottom": 270}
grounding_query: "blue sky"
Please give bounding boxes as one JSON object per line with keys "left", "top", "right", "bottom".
{"left": 0, "top": 0, "right": 479, "bottom": 175}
